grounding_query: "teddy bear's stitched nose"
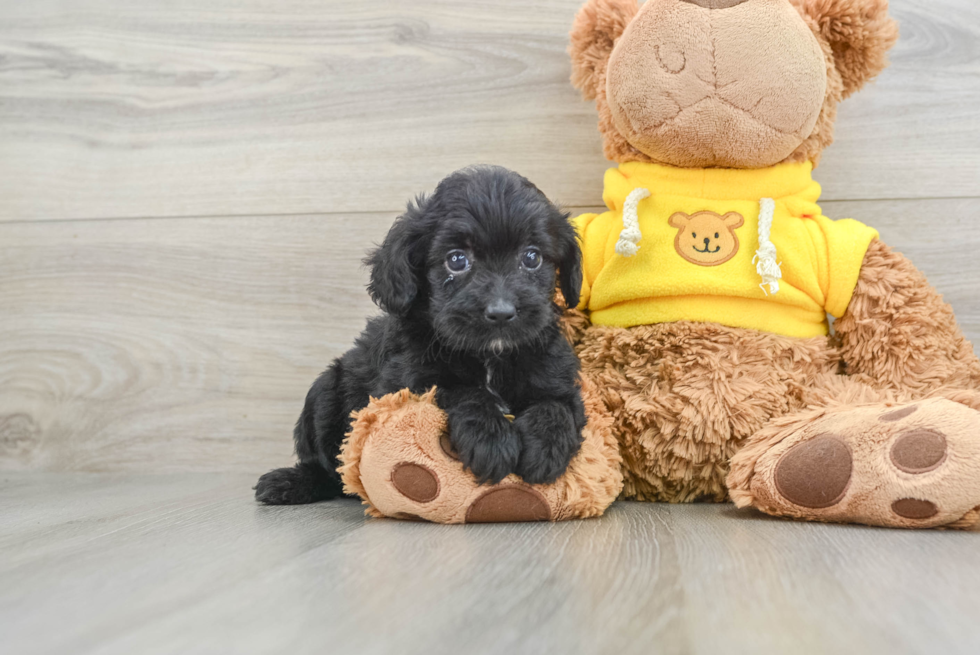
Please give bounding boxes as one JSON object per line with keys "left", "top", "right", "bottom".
{"left": 680, "top": 0, "right": 750, "bottom": 9}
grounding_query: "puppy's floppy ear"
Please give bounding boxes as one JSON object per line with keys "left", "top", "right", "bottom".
{"left": 365, "top": 196, "right": 433, "bottom": 316}
{"left": 569, "top": 0, "right": 639, "bottom": 100}
{"left": 552, "top": 211, "right": 584, "bottom": 310}
{"left": 792, "top": 0, "right": 898, "bottom": 98}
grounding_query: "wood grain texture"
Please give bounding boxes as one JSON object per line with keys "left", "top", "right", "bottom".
{"left": 2, "top": 198, "right": 979, "bottom": 473}
{"left": 1, "top": 472, "right": 977, "bottom": 655}
{"left": 0, "top": 213, "right": 391, "bottom": 472}
{"left": 0, "top": 0, "right": 978, "bottom": 222}
{"left": 668, "top": 505, "right": 980, "bottom": 654}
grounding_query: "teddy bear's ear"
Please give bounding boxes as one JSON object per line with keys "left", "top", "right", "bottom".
{"left": 792, "top": 0, "right": 899, "bottom": 99}
{"left": 722, "top": 212, "right": 745, "bottom": 229}
{"left": 668, "top": 212, "right": 690, "bottom": 228}
{"left": 569, "top": 0, "right": 640, "bottom": 100}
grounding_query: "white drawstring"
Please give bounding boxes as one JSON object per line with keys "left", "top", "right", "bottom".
{"left": 753, "top": 197, "right": 781, "bottom": 295}
{"left": 615, "top": 187, "right": 651, "bottom": 257}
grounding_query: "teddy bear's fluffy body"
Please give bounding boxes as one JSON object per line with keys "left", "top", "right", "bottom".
{"left": 566, "top": 240, "right": 980, "bottom": 503}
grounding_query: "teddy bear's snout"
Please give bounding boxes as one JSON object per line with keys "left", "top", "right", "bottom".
{"left": 694, "top": 235, "right": 721, "bottom": 254}
{"left": 680, "top": 0, "right": 750, "bottom": 9}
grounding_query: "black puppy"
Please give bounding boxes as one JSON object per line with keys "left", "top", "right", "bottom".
{"left": 254, "top": 166, "right": 586, "bottom": 505}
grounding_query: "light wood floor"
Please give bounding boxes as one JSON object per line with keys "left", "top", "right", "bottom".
{"left": 1, "top": 1, "right": 979, "bottom": 653}
{"left": 3, "top": 472, "right": 980, "bottom": 655}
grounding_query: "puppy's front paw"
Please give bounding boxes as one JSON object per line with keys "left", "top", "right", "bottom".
{"left": 450, "top": 414, "right": 521, "bottom": 485}
{"left": 514, "top": 403, "right": 584, "bottom": 486}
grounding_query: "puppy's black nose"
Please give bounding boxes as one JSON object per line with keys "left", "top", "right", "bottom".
{"left": 704, "top": 237, "right": 711, "bottom": 246}
{"left": 485, "top": 299, "right": 517, "bottom": 323}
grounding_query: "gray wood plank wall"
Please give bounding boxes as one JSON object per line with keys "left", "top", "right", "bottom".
{"left": 1, "top": 0, "right": 978, "bottom": 473}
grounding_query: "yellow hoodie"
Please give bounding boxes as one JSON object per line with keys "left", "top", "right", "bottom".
{"left": 574, "top": 161, "right": 878, "bottom": 338}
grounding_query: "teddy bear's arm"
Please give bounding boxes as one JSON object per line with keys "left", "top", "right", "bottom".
{"left": 834, "top": 239, "right": 980, "bottom": 395}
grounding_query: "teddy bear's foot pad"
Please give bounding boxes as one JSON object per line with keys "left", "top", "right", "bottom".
{"left": 392, "top": 471, "right": 554, "bottom": 524}
{"left": 773, "top": 434, "right": 853, "bottom": 509}
{"left": 465, "top": 486, "right": 553, "bottom": 523}
{"left": 375, "top": 427, "right": 557, "bottom": 524}
{"left": 735, "top": 398, "right": 980, "bottom": 529}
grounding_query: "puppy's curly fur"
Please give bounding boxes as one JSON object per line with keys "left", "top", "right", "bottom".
{"left": 255, "top": 166, "right": 586, "bottom": 505}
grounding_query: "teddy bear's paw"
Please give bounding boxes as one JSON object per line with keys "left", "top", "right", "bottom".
{"left": 383, "top": 437, "right": 555, "bottom": 524}
{"left": 341, "top": 389, "right": 562, "bottom": 524}
{"left": 738, "top": 398, "right": 980, "bottom": 529}
{"left": 340, "top": 380, "right": 622, "bottom": 524}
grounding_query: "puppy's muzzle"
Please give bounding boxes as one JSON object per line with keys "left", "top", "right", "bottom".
{"left": 485, "top": 299, "right": 517, "bottom": 323}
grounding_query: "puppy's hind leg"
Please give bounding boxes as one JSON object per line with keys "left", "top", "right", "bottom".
{"left": 255, "top": 365, "right": 349, "bottom": 505}
{"left": 254, "top": 462, "right": 343, "bottom": 505}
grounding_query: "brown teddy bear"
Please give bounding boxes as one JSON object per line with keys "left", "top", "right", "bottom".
{"left": 566, "top": 0, "right": 980, "bottom": 528}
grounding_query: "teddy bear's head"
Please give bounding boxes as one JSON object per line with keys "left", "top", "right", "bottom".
{"left": 570, "top": 0, "right": 898, "bottom": 168}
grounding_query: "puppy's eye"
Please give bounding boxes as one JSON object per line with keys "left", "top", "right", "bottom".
{"left": 521, "top": 248, "right": 542, "bottom": 270}
{"left": 446, "top": 250, "right": 470, "bottom": 273}
{"left": 692, "top": 232, "right": 697, "bottom": 238}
